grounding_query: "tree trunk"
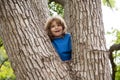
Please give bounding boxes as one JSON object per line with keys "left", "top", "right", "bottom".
{"left": 66, "top": 0, "right": 111, "bottom": 80}
{"left": 0, "top": 0, "right": 71, "bottom": 80}
{"left": 0, "top": 0, "right": 112, "bottom": 80}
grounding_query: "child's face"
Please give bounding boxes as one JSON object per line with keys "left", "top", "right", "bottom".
{"left": 50, "top": 21, "right": 63, "bottom": 37}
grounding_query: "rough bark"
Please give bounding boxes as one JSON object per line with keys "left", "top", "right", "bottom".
{"left": 64, "top": 0, "right": 71, "bottom": 30}
{"left": 0, "top": 0, "right": 71, "bottom": 80}
{"left": 67, "top": 0, "right": 111, "bottom": 80}
{"left": 0, "top": 0, "right": 112, "bottom": 80}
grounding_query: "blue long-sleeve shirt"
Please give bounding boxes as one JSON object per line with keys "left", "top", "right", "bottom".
{"left": 52, "top": 33, "right": 72, "bottom": 61}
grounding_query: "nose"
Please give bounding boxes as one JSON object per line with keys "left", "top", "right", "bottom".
{"left": 55, "top": 26, "right": 58, "bottom": 29}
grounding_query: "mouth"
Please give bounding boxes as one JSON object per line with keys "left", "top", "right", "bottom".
{"left": 54, "top": 30, "right": 61, "bottom": 33}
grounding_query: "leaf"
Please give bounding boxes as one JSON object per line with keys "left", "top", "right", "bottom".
{"left": 0, "top": 46, "right": 16, "bottom": 80}
{"left": 102, "top": 0, "right": 116, "bottom": 8}
{"left": 48, "top": 1, "right": 64, "bottom": 17}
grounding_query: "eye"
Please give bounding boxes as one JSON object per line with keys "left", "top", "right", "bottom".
{"left": 57, "top": 24, "right": 61, "bottom": 26}
{"left": 51, "top": 25, "right": 55, "bottom": 28}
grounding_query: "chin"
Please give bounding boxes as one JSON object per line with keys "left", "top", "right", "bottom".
{"left": 54, "top": 34, "right": 62, "bottom": 37}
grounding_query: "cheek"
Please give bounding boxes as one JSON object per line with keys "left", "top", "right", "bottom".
{"left": 61, "top": 28, "right": 64, "bottom": 32}
{"left": 58, "top": 26, "right": 62, "bottom": 30}
{"left": 50, "top": 29, "right": 55, "bottom": 35}
{"left": 61, "top": 26, "right": 64, "bottom": 30}
{"left": 50, "top": 29, "right": 54, "bottom": 33}
{"left": 50, "top": 28, "right": 53, "bottom": 31}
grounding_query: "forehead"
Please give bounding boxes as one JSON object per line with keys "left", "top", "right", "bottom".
{"left": 51, "top": 20, "right": 57, "bottom": 25}
{"left": 51, "top": 20, "right": 60, "bottom": 26}
{"left": 52, "top": 18, "right": 61, "bottom": 24}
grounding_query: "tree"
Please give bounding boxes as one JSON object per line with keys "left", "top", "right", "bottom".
{"left": 0, "top": 0, "right": 111, "bottom": 80}
{"left": 52, "top": 0, "right": 111, "bottom": 79}
{"left": 0, "top": 0, "right": 71, "bottom": 80}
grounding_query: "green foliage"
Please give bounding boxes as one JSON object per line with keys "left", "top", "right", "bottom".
{"left": 107, "top": 29, "right": 120, "bottom": 43}
{"left": 0, "top": 46, "right": 16, "bottom": 80}
{"left": 116, "top": 65, "right": 120, "bottom": 80}
{"left": 115, "top": 30, "right": 120, "bottom": 44}
{"left": 0, "top": 47, "right": 8, "bottom": 65}
{"left": 108, "top": 29, "right": 120, "bottom": 80}
{"left": 0, "top": 61, "right": 16, "bottom": 80}
{"left": 48, "top": 1, "right": 64, "bottom": 17}
{"left": 102, "top": 0, "right": 116, "bottom": 8}
{"left": 113, "top": 51, "right": 120, "bottom": 65}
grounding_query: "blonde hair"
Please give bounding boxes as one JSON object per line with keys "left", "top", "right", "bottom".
{"left": 45, "top": 15, "right": 67, "bottom": 40}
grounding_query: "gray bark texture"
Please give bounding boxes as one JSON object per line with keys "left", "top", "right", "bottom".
{"left": 0, "top": 0, "right": 112, "bottom": 80}
{"left": 66, "top": 0, "right": 112, "bottom": 80}
{"left": 0, "top": 0, "right": 71, "bottom": 80}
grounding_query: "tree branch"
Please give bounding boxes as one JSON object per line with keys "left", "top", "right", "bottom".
{"left": 0, "top": 58, "right": 8, "bottom": 69}
{"left": 0, "top": 43, "right": 3, "bottom": 47}
{"left": 105, "top": 0, "right": 112, "bottom": 8}
{"left": 109, "top": 44, "right": 120, "bottom": 52}
{"left": 109, "top": 44, "right": 120, "bottom": 80}
{"left": 0, "top": 38, "right": 3, "bottom": 47}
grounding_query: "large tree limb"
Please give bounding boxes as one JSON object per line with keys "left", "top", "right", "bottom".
{"left": 109, "top": 44, "right": 120, "bottom": 52}
{"left": 109, "top": 44, "right": 120, "bottom": 80}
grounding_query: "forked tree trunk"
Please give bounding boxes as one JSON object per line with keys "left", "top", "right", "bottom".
{"left": 66, "top": 0, "right": 111, "bottom": 80}
{"left": 0, "top": 0, "right": 71, "bottom": 80}
{"left": 0, "top": 0, "right": 112, "bottom": 80}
